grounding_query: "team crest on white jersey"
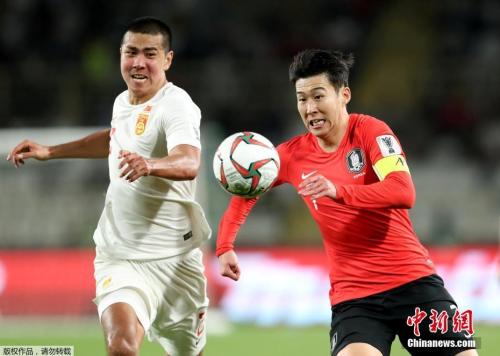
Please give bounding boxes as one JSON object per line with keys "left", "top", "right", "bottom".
{"left": 135, "top": 105, "right": 152, "bottom": 135}
{"left": 346, "top": 148, "right": 365, "bottom": 173}
{"left": 376, "top": 135, "right": 401, "bottom": 157}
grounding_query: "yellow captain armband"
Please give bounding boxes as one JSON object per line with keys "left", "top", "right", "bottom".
{"left": 373, "top": 155, "right": 410, "bottom": 181}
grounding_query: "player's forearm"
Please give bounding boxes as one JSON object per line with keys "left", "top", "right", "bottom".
{"left": 216, "top": 196, "right": 258, "bottom": 256}
{"left": 335, "top": 172, "right": 415, "bottom": 209}
{"left": 48, "top": 129, "right": 111, "bottom": 159}
{"left": 147, "top": 154, "right": 200, "bottom": 181}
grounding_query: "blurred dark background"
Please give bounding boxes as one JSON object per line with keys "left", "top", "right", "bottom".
{"left": 1, "top": 0, "right": 500, "bottom": 247}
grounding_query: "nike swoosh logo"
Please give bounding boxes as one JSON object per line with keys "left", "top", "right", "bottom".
{"left": 301, "top": 170, "right": 317, "bottom": 180}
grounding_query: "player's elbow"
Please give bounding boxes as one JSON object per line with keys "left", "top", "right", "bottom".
{"left": 397, "top": 191, "right": 415, "bottom": 209}
{"left": 387, "top": 172, "right": 415, "bottom": 209}
{"left": 180, "top": 160, "right": 200, "bottom": 180}
{"left": 396, "top": 182, "right": 415, "bottom": 209}
{"left": 180, "top": 166, "right": 199, "bottom": 180}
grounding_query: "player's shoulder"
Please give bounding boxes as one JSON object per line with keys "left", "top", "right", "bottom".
{"left": 351, "top": 113, "right": 389, "bottom": 130}
{"left": 159, "top": 83, "right": 193, "bottom": 103}
{"left": 350, "top": 113, "right": 393, "bottom": 137}
{"left": 156, "top": 83, "right": 200, "bottom": 113}
{"left": 113, "top": 90, "right": 129, "bottom": 108}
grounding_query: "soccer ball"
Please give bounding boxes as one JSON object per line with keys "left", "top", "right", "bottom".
{"left": 213, "top": 132, "right": 280, "bottom": 198}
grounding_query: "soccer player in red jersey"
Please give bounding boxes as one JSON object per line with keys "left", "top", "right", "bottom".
{"left": 216, "top": 50, "right": 478, "bottom": 356}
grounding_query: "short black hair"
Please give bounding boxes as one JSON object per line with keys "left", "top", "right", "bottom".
{"left": 289, "top": 49, "right": 354, "bottom": 91}
{"left": 122, "top": 17, "right": 172, "bottom": 51}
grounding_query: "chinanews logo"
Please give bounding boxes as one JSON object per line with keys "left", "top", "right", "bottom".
{"left": 405, "top": 306, "right": 477, "bottom": 350}
{"left": 135, "top": 105, "right": 152, "bottom": 135}
{"left": 346, "top": 148, "right": 365, "bottom": 173}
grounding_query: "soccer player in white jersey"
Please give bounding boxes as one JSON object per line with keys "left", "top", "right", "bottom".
{"left": 7, "top": 17, "right": 211, "bottom": 356}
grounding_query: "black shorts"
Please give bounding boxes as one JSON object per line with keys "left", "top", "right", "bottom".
{"left": 329, "top": 274, "right": 476, "bottom": 356}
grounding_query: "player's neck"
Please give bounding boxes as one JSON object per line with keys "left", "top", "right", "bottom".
{"left": 128, "top": 79, "right": 168, "bottom": 105}
{"left": 316, "top": 113, "right": 349, "bottom": 153}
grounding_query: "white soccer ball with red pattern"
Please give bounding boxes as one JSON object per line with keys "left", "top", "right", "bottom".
{"left": 213, "top": 132, "right": 280, "bottom": 198}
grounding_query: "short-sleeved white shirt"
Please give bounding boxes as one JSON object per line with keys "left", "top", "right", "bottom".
{"left": 93, "top": 82, "right": 211, "bottom": 260}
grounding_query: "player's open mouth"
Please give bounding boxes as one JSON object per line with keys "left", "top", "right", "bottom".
{"left": 131, "top": 74, "right": 148, "bottom": 81}
{"left": 309, "top": 119, "right": 326, "bottom": 128}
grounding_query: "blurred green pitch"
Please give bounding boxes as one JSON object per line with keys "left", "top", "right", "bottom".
{"left": 0, "top": 318, "right": 497, "bottom": 355}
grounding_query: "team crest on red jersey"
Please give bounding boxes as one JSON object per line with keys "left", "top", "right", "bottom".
{"left": 346, "top": 148, "right": 365, "bottom": 173}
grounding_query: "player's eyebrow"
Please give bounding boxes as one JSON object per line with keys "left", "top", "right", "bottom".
{"left": 123, "top": 45, "right": 160, "bottom": 52}
{"left": 296, "top": 86, "right": 327, "bottom": 95}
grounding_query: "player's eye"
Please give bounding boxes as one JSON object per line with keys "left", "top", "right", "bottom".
{"left": 314, "top": 95, "right": 324, "bottom": 101}
{"left": 297, "top": 97, "right": 306, "bottom": 103}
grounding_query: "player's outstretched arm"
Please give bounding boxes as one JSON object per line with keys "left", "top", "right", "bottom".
{"left": 218, "top": 250, "right": 241, "bottom": 281}
{"left": 118, "top": 144, "right": 200, "bottom": 183}
{"left": 299, "top": 171, "right": 415, "bottom": 209}
{"left": 6, "top": 129, "right": 111, "bottom": 167}
{"left": 215, "top": 197, "right": 259, "bottom": 281}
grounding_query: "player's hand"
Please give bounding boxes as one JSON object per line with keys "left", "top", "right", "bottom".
{"left": 6, "top": 140, "right": 50, "bottom": 167}
{"left": 118, "top": 150, "right": 152, "bottom": 182}
{"left": 298, "top": 173, "right": 337, "bottom": 199}
{"left": 218, "top": 250, "right": 241, "bottom": 281}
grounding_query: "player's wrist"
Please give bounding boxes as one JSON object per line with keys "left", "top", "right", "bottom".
{"left": 145, "top": 158, "right": 156, "bottom": 176}
{"left": 216, "top": 245, "right": 234, "bottom": 257}
{"left": 333, "top": 184, "right": 344, "bottom": 201}
{"left": 45, "top": 145, "right": 58, "bottom": 160}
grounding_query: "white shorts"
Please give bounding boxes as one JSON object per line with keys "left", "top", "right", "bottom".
{"left": 93, "top": 248, "right": 209, "bottom": 356}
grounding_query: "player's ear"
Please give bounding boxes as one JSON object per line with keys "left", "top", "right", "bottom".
{"left": 341, "top": 86, "right": 351, "bottom": 105}
{"left": 163, "top": 50, "right": 174, "bottom": 71}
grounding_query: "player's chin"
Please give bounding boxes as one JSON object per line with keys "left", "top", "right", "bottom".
{"left": 308, "top": 127, "right": 327, "bottom": 136}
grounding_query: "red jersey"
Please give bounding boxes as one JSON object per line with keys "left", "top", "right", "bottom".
{"left": 217, "top": 113, "right": 435, "bottom": 305}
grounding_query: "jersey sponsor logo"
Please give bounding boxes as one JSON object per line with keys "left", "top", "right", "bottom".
{"left": 376, "top": 135, "right": 402, "bottom": 157}
{"left": 346, "top": 148, "right": 365, "bottom": 173}
{"left": 301, "top": 170, "right": 317, "bottom": 180}
{"left": 134, "top": 105, "right": 152, "bottom": 136}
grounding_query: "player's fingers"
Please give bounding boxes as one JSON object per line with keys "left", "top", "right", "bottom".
{"left": 11, "top": 141, "right": 32, "bottom": 157}
{"left": 231, "top": 264, "right": 241, "bottom": 280}
{"left": 222, "top": 264, "right": 239, "bottom": 281}
{"left": 17, "top": 151, "right": 36, "bottom": 161}
{"left": 312, "top": 186, "right": 330, "bottom": 200}
{"left": 120, "top": 165, "right": 133, "bottom": 178}
{"left": 12, "top": 154, "right": 26, "bottom": 168}
{"left": 7, "top": 154, "right": 17, "bottom": 167}
{"left": 118, "top": 150, "right": 131, "bottom": 159}
{"left": 298, "top": 178, "right": 310, "bottom": 189}
{"left": 7, "top": 144, "right": 25, "bottom": 164}
{"left": 127, "top": 171, "right": 142, "bottom": 182}
{"left": 299, "top": 175, "right": 320, "bottom": 190}
{"left": 118, "top": 157, "right": 129, "bottom": 169}
{"left": 119, "top": 155, "right": 139, "bottom": 170}
{"left": 222, "top": 270, "right": 239, "bottom": 281}
{"left": 298, "top": 182, "right": 317, "bottom": 196}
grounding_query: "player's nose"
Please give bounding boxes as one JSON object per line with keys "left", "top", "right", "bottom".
{"left": 305, "top": 101, "right": 318, "bottom": 114}
{"left": 132, "top": 54, "right": 146, "bottom": 67}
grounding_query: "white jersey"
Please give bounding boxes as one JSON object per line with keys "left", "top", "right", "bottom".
{"left": 93, "top": 82, "right": 211, "bottom": 260}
